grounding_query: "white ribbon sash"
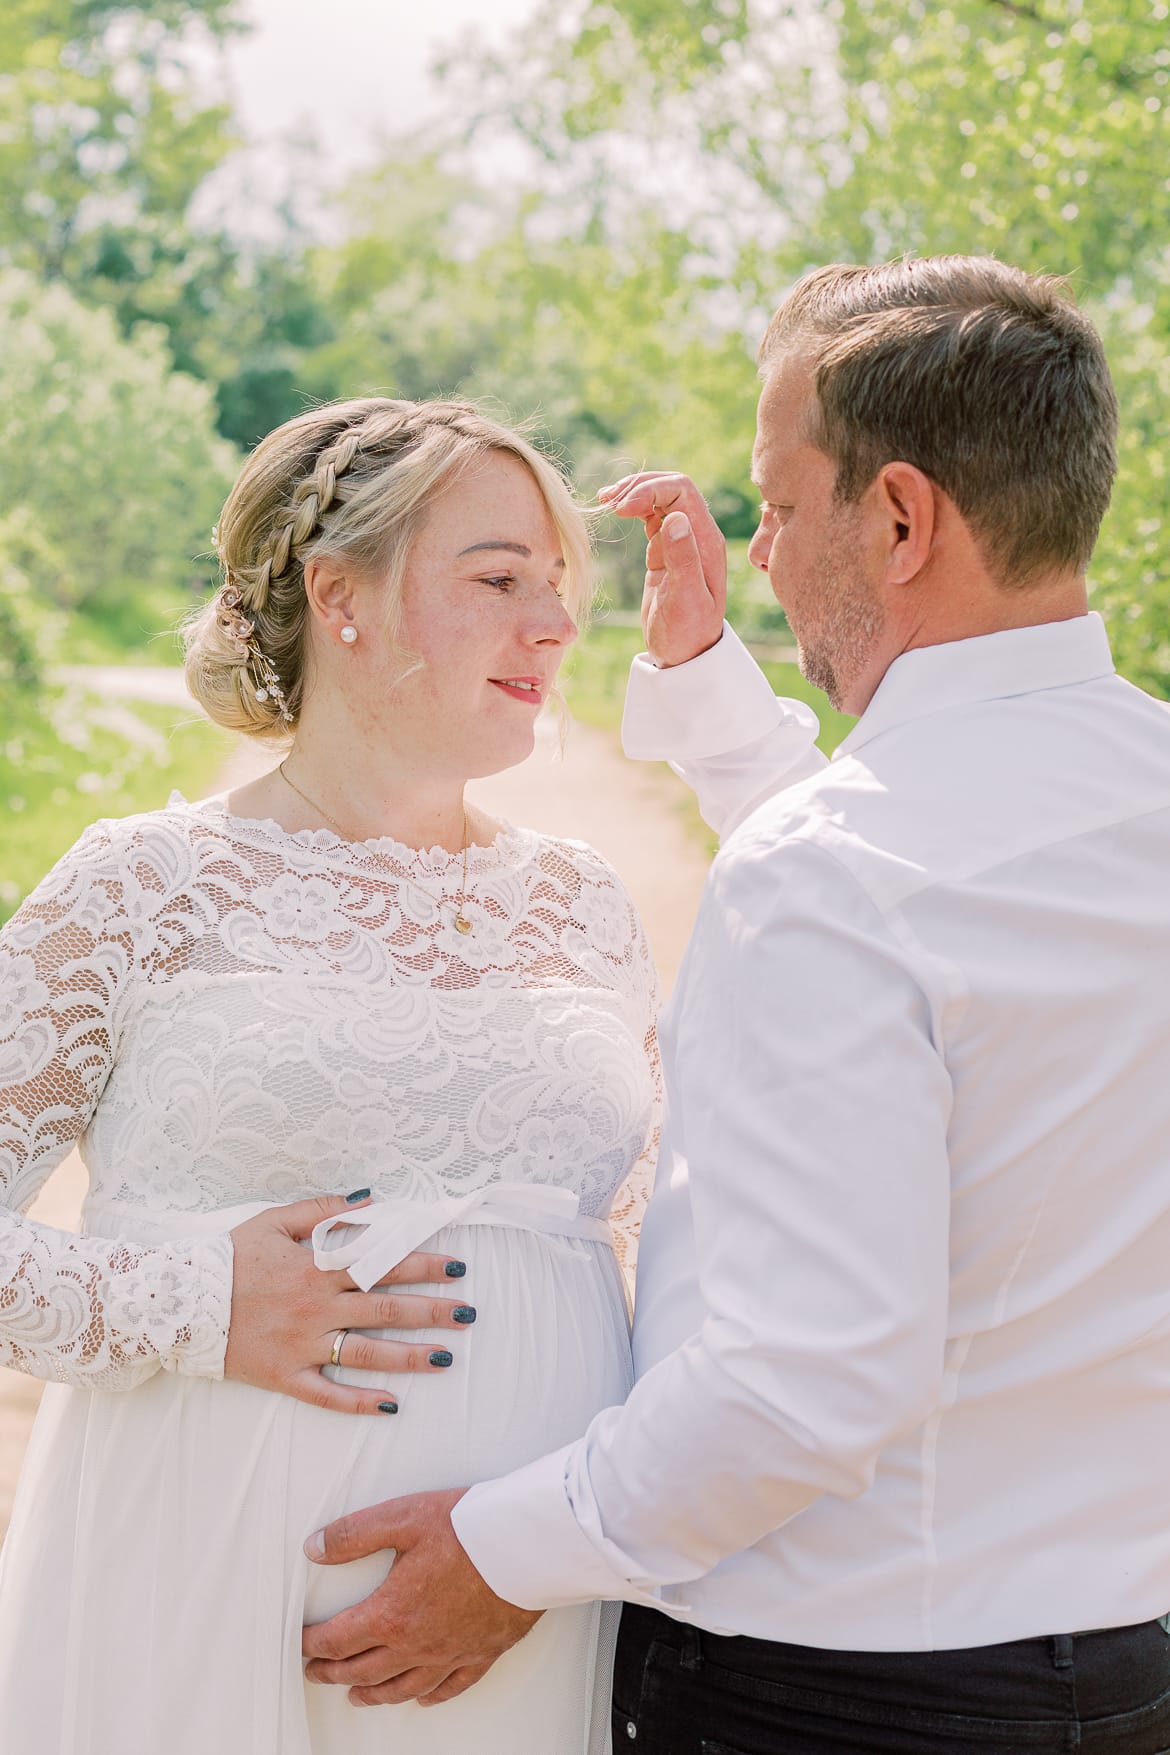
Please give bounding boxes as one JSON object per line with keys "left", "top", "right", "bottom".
{"left": 83, "top": 1183, "right": 614, "bottom": 1294}
{"left": 309, "top": 1182, "right": 613, "bottom": 1291}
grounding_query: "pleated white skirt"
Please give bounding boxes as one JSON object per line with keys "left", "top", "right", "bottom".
{"left": 0, "top": 1220, "right": 631, "bottom": 1755}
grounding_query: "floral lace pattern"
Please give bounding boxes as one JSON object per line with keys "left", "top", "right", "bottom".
{"left": 0, "top": 795, "right": 661, "bottom": 1390}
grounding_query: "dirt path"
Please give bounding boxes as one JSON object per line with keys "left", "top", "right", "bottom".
{"left": 1, "top": 709, "right": 712, "bottom": 1535}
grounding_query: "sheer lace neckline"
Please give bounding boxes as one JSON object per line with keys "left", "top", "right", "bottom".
{"left": 168, "top": 790, "right": 533, "bottom": 873}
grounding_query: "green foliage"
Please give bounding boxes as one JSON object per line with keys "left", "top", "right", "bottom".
{"left": 439, "top": 0, "right": 1170, "bottom": 697}
{"left": 0, "top": 510, "right": 68, "bottom": 695}
{"left": 0, "top": 693, "right": 231, "bottom": 924}
{"left": 823, "top": 0, "right": 1170, "bottom": 287}
{"left": 0, "top": 1, "right": 240, "bottom": 355}
{"left": 0, "top": 270, "right": 236, "bottom": 622}
{"left": 290, "top": 159, "right": 762, "bottom": 605}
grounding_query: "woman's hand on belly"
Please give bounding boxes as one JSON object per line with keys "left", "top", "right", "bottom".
{"left": 225, "top": 1194, "right": 474, "bottom": 1416}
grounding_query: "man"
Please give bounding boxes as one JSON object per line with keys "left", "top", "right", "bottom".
{"left": 301, "top": 257, "right": 1170, "bottom": 1751}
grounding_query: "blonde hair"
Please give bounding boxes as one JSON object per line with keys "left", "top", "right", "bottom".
{"left": 184, "top": 397, "right": 594, "bottom": 739}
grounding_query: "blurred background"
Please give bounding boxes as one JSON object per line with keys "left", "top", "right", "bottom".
{"left": 1, "top": 0, "right": 1168, "bottom": 924}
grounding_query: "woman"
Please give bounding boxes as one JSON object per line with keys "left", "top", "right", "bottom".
{"left": 0, "top": 398, "right": 661, "bottom": 1753}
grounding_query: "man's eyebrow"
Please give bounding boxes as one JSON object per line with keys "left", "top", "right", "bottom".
{"left": 457, "top": 540, "right": 565, "bottom": 570}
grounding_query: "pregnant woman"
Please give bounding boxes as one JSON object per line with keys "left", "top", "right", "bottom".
{"left": 0, "top": 398, "right": 660, "bottom": 1753}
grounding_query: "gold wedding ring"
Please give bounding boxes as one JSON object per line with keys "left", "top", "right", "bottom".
{"left": 329, "top": 1330, "right": 349, "bottom": 1368}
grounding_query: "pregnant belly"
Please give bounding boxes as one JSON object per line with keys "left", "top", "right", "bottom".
{"left": 294, "top": 1221, "right": 633, "bottom": 1624}
{"left": 4, "top": 1224, "right": 631, "bottom": 1649}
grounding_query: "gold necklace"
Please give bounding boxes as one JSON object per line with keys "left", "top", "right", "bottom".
{"left": 277, "top": 761, "right": 474, "bottom": 935}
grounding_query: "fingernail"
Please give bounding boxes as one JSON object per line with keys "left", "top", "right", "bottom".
{"left": 663, "top": 512, "right": 691, "bottom": 541}
{"left": 444, "top": 1260, "right": 467, "bottom": 1278}
{"left": 378, "top": 1401, "right": 399, "bottom": 1414}
{"left": 429, "top": 1349, "right": 454, "bottom": 1367}
{"left": 345, "top": 1187, "right": 371, "bottom": 1204}
{"left": 304, "top": 1529, "right": 325, "bottom": 1560}
{"left": 452, "top": 1305, "right": 477, "bottom": 1324}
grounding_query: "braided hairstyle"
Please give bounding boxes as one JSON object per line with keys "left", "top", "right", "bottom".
{"left": 184, "top": 397, "right": 592, "bottom": 741}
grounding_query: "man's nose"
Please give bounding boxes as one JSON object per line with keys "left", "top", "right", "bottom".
{"left": 748, "top": 521, "right": 771, "bottom": 573}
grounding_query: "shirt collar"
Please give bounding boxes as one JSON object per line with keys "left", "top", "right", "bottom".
{"left": 833, "top": 612, "right": 1115, "bottom": 761}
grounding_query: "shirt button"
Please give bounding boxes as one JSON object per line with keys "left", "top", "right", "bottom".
{"left": 625, "top": 1721, "right": 637, "bottom": 1740}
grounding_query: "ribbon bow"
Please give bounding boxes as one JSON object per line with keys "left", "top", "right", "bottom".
{"left": 310, "top": 1181, "right": 586, "bottom": 1291}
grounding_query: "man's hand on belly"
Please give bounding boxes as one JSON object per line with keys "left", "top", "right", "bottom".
{"left": 301, "top": 1488, "right": 541, "bottom": 1707}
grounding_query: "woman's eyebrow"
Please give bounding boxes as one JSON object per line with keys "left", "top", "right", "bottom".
{"left": 457, "top": 540, "right": 532, "bottom": 558}
{"left": 457, "top": 540, "right": 565, "bottom": 571}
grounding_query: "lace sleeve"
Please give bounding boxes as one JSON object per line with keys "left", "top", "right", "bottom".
{"left": 0, "top": 819, "right": 233, "bottom": 1390}
{"left": 606, "top": 896, "right": 664, "bottom": 1297}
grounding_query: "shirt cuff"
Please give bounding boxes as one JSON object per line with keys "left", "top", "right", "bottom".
{"left": 621, "top": 622, "right": 788, "bottom": 762}
{"left": 452, "top": 1445, "right": 653, "bottom": 1612}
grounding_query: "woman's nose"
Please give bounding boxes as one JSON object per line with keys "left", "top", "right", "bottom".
{"left": 526, "top": 593, "right": 579, "bottom": 647}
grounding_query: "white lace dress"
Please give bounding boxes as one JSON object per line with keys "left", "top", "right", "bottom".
{"left": 0, "top": 796, "right": 661, "bottom": 1755}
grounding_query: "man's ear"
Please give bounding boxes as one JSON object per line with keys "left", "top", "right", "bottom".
{"left": 873, "top": 462, "right": 936, "bottom": 586}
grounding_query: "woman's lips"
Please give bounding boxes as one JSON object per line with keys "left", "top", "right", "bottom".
{"left": 489, "top": 678, "right": 544, "bottom": 705}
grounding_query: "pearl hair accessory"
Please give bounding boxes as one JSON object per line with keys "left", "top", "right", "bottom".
{"left": 339, "top": 625, "right": 358, "bottom": 645}
{"left": 214, "top": 583, "right": 293, "bottom": 723}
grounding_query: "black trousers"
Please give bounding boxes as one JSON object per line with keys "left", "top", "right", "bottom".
{"left": 613, "top": 1603, "right": 1170, "bottom": 1753}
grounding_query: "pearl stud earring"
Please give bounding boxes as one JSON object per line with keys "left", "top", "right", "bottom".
{"left": 339, "top": 625, "right": 358, "bottom": 645}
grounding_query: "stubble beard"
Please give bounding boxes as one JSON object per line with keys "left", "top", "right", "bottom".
{"left": 793, "top": 512, "right": 886, "bottom": 712}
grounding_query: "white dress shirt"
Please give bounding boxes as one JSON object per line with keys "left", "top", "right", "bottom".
{"left": 453, "top": 611, "right": 1170, "bottom": 1651}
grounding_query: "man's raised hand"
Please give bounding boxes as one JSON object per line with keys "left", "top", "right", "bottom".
{"left": 598, "top": 470, "right": 727, "bottom": 668}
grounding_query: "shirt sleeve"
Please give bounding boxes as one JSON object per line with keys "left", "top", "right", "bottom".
{"left": 620, "top": 623, "right": 828, "bottom": 840}
{"left": 0, "top": 820, "right": 234, "bottom": 1390}
{"left": 452, "top": 833, "right": 953, "bottom": 1610}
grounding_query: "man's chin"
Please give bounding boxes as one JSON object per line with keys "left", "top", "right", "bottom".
{"left": 795, "top": 643, "right": 842, "bottom": 711}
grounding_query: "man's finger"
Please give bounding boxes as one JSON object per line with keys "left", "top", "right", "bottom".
{"left": 304, "top": 1498, "right": 408, "bottom": 1570}
{"left": 350, "top": 1665, "right": 457, "bottom": 1708}
{"left": 659, "top": 512, "right": 706, "bottom": 590}
{"left": 304, "top": 1645, "right": 401, "bottom": 1688}
{"left": 416, "top": 1661, "right": 493, "bottom": 1706}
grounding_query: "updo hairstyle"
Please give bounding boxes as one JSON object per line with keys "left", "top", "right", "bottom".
{"left": 184, "top": 397, "right": 593, "bottom": 741}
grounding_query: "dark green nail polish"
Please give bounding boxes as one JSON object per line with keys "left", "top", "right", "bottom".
{"left": 377, "top": 1401, "right": 398, "bottom": 1414}
{"left": 345, "top": 1187, "right": 371, "bottom": 1204}
{"left": 444, "top": 1260, "right": 467, "bottom": 1278}
{"left": 429, "top": 1350, "right": 454, "bottom": 1368}
{"left": 452, "top": 1305, "right": 477, "bottom": 1325}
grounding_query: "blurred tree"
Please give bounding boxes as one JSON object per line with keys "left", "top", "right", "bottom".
{"left": 0, "top": 270, "right": 235, "bottom": 618}
{"left": 290, "top": 156, "right": 763, "bottom": 601}
{"left": 435, "top": 0, "right": 1170, "bottom": 689}
{"left": 0, "top": 2, "right": 243, "bottom": 354}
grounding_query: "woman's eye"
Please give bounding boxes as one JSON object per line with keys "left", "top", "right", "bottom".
{"left": 482, "top": 575, "right": 514, "bottom": 592}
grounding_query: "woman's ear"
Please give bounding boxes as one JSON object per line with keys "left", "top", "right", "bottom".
{"left": 874, "top": 462, "right": 937, "bottom": 586}
{"left": 303, "top": 557, "right": 359, "bottom": 644}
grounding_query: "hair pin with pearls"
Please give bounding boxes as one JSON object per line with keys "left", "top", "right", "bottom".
{"left": 215, "top": 583, "right": 294, "bottom": 722}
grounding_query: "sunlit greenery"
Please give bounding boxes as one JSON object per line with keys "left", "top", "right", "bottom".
{"left": 2, "top": 0, "right": 1168, "bottom": 909}
{"left": 1, "top": 696, "right": 231, "bottom": 925}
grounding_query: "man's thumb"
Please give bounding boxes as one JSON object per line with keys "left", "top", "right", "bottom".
{"left": 662, "top": 511, "right": 692, "bottom": 543}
